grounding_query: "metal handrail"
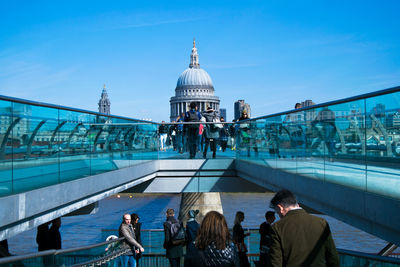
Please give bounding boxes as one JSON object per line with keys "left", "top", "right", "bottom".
{"left": 0, "top": 94, "right": 155, "bottom": 124}
{"left": 0, "top": 237, "right": 125, "bottom": 264}
{"left": 337, "top": 248, "right": 400, "bottom": 264}
{"left": 244, "top": 85, "right": 400, "bottom": 122}
{"left": 69, "top": 247, "right": 130, "bottom": 267}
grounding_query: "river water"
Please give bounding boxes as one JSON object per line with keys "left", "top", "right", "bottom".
{"left": 7, "top": 193, "right": 387, "bottom": 255}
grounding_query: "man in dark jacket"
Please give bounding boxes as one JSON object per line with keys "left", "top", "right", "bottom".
{"left": 184, "top": 102, "right": 202, "bottom": 159}
{"left": 48, "top": 218, "right": 62, "bottom": 250}
{"left": 163, "top": 208, "right": 184, "bottom": 267}
{"left": 259, "top": 211, "right": 275, "bottom": 266}
{"left": 269, "top": 189, "right": 339, "bottom": 267}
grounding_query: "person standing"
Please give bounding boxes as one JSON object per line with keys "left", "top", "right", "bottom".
{"left": 176, "top": 113, "right": 185, "bottom": 154}
{"left": 184, "top": 102, "right": 202, "bottom": 159}
{"left": 269, "top": 189, "right": 339, "bottom": 267}
{"left": 202, "top": 106, "right": 219, "bottom": 159}
{"left": 163, "top": 208, "right": 184, "bottom": 267}
{"left": 184, "top": 211, "right": 239, "bottom": 267}
{"left": 131, "top": 213, "right": 143, "bottom": 267}
{"left": 259, "top": 211, "right": 276, "bottom": 267}
{"left": 229, "top": 120, "right": 237, "bottom": 151}
{"left": 185, "top": 210, "right": 200, "bottom": 253}
{"left": 169, "top": 122, "right": 177, "bottom": 151}
{"left": 219, "top": 117, "right": 229, "bottom": 152}
{"left": 159, "top": 121, "right": 169, "bottom": 151}
{"left": 36, "top": 222, "right": 50, "bottom": 251}
{"left": 119, "top": 214, "right": 144, "bottom": 267}
{"left": 48, "top": 218, "right": 62, "bottom": 250}
{"left": 233, "top": 211, "right": 250, "bottom": 267}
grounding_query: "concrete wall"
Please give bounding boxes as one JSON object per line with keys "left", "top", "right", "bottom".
{"left": 235, "top": 159, "right": 400, "bottom": 246}
{"left": 0, "top": 160, "right": 158, "bottom": 240}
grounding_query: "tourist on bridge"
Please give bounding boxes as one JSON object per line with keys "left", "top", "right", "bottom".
{"left": 269, "top": 189, "right": 339, "bottom": 267}
{"left": 259, "top": 211, "right": 275, "bottom": 267}
{"left": 36, "top": 222, "right": 50, "bottom": 251}
{"left": 185, "top": 209, "right": 200, "bottom": 253}
{"left": 176, "top": 113, "right": 186, "bottom": 154}
{"left": 169, "top": 121, "right": 177, "bottom": 151}
{"left": 202, "top": 106, "right": 220, "bottom": 159}
{"left": 119, "top": 213, "right": 144, "bottom": 267}
{"left": 159, "top": 121, "right": 169, "bottom": 151}
{"left": 163, "top": 208, "right": 185, "bottom": 267}
{"left": 184, "top": 102, "right": 202, "bottom": 159}
{"left": 131, "top": 213, "right": 143, "bottom": 267}
{"left": 184, "top": 211, "right": 239, "bottom": 267}
{"left": 219, "top": 116, "right": 229, "bottom": 152}
{"left": 233, "top": 211, "right": 250, "bottom": 267}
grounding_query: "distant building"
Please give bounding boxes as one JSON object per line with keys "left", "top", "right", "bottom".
{"left": 98, "top": 84, "right": 111, "bottom": 115}
{"left": 170, "top": 39, "right": 220, "bottom": 121}
{"left": 234, "top": 100, "right": 251, "bottom": 120}
{"left": 219, "top": 108, "right": 227, "bottom": 120}
{"left": 301, "top": 100, "right": 315, "bottom": 108}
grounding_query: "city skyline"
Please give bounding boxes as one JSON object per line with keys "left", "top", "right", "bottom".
{"left": 1, "top": 1, "right": 400, "bottom": 122}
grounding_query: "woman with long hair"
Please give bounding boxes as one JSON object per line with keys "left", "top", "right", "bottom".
{"left": 184, "top": 211, "right": 239, "bottom": 267}
{"left": 233, "top": 211, "right": 250, "bottom": 267}
{"left": 131, "top": 213, "right": 142, "bottom": 267}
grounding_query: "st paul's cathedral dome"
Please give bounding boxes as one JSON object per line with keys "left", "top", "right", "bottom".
{"left": 170, "top": 40, "right": 220, "bottom": 121}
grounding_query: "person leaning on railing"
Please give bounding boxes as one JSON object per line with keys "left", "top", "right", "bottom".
{"left": 119, "top": 213, "right": 144, "bottom": 267}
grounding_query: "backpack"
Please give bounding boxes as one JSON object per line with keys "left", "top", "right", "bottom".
{"left": 187, "top": 111, "right": 200, "bottom": 129}
{"left": 168, "top": 221, "right": 186, "bottom": 245}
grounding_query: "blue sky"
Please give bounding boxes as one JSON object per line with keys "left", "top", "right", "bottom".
{"left": 1, "top": 1, "right": 400, "bottom": 121}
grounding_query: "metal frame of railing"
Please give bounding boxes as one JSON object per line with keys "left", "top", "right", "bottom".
{"left": 338, "top": 248, "right": 400, "bottom": 264}
{"left": 0, "top": 237, "right": 125, "bottom": 265}
{"left": 0, "top": 94, "right": 155, "bottom": 124}
{"left": 2, "top": 228, "right": 400, "bottom": 266}
{"left": 246, "top": 85, "right": 400, "bottom": 121}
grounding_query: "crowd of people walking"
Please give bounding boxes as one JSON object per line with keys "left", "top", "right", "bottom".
{"left": 114, "top": 189, "right": 339, "bottom": 267}
{"left": 158, "top": 102, "right": 244, "bottom": 159}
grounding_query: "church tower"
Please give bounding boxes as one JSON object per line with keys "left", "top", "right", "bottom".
{"left": 98, "top": 84, "right": 111, "bottom": 115}
{"left": 170, "top": 39, "right": 220, "bottom": 121}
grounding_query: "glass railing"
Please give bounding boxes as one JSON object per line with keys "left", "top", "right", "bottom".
{"left": 0, "top": 95, "right": 158, "bottom": 197}
{"left": 3, "top": 229, "right": 399, "bottom": 267}
{"left": 0, "top": 237, "right": 126, "bottom": 267}
{"left": 155, "top": 121, "right": 237, "bottom": 160}
{"left": 235, "top": 86, "right": 400, "bottom": 200}
{"left": 2, "top": 86, "right": 400, "bottom": 199}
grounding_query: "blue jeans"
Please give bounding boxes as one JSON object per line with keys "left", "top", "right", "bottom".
{"left": 121, "top": 254, "right": 136, "bottom": 267}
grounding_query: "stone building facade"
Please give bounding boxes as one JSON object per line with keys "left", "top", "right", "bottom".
{"left": 170, "top": 40, "right": 220, "bottom": 121}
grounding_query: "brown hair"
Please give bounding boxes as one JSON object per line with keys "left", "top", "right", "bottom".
{"left": 195, "top": 211, "right": 231, "bottom": 250}
{"left": 166, "top": 208, "right": 174, "bottom": 216}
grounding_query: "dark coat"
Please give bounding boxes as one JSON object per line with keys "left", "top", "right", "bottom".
{"left": 184, "top": 242, "right": 240, "bottom": 267}
{"left": 259, "top": 221, "right": 272, "bottom": 250}
{"left": 269, "top": 209, "right": 339, "bottom": 267}
{"left": 48, "top": 225, "right": 61, "bottom": 250}
{"left": 133, "top": 222, "right": 142, "bottom": 259}
{"left": 36, "top": 224, "right": 49, "bottom": 251}
{"left": 186, "top": 220, "right": 199, "bottom": 244}
{"left": 163, "top": 216, "right": 184, "bottom": 259}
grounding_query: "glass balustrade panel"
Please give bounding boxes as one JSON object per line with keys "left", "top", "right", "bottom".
{"left": 365, "top": 91, "right": 400, "bottom": 199}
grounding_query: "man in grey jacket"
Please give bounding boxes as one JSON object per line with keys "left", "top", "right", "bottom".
{"left": 202, "top": 106, "right": 219, "bottom": 158}
{"left": 119, "top": 213, "right": 144, "bottom": 267}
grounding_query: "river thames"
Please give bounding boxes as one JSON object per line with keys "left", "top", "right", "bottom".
{"left": 8, "top": 193, "right": 388, "bottom": 255}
